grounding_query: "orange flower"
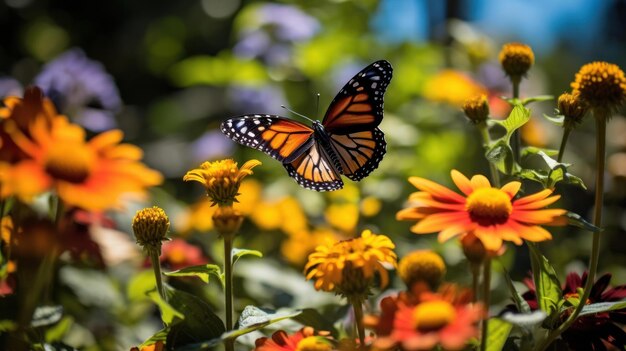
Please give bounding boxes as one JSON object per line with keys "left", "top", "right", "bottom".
{"left": 254, "top": 327, "right": 334, "bottom": 351}
{"left": 377, "top": 293, "right": 483, "bottom": 351}
{"left": 0, "top": 86, "right": 58, "bottom": 163}
{"left": 423, "top": 70, "right": 487, "bottom": 107}
{"left": 397, "top": 170, "right": 566, "bottom": 251}
{"left": 0, "top": 116, "right": 162, "bottom": 210}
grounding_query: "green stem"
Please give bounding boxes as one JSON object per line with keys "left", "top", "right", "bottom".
{"left": 537, "top": 109, "right": 607, "bottom": 351}
{"left": 480, "top": 259, "right": 492, "bottom": 351}
{"left": 351, "top": 298, "right": 366, "bottom": 350}
{"left": 511, "top": 77, "right": 522, "bottom": 164}
{"left": 477, "top": 122, "right": 501, "bottom": 187}
{"left": 224, "top": 235, "right": 234, "bottom": 331}
{"left": 149, "top": 247, "right": 166, "bottom": 301}
{"left": 471, "top": 263, "right": 481, "bottom": 303}
{"left": 557, "top": 126, "right": 572, "bottom": 163}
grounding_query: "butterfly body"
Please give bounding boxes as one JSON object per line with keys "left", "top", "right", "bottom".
{"left": 221, "top": 60, "right": 392, "bottom": 191}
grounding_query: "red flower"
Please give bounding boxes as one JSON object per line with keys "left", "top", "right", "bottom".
{"left": 159, "top": 239, "right": 207, "bottom": 270}
{"left": 254, "top": 327, "right": 334, "bottom": 351}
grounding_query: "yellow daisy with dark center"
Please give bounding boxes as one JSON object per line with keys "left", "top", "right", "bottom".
{"left": 571, "top": 61, "right": 626, "bottom": 111}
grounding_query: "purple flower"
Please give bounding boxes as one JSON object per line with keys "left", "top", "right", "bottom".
{"left": 191, "top": 130, "right": 235, "bottom": 163}
{"left": 233, "top": 4, "right": 319, "bottom": 66}
{"left": 227, "top": 85, "right": 286, "bottom": 115}
{"left": 0, "top": 77, "right": 23, "bottom": 98}
{"left": 34, "top": 49, "right": 122, "bottom": 131}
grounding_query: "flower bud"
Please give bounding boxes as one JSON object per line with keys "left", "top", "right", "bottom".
{"left": 499, "top": 42, "right": 534, "bottom": 80}
{"left": 212, "top": 206, "right": 243, "bottom": 238}
{"left": 462, "top": 95, "right": 490, "bottom": 124}
{"left": 132, "top": 206, "right": 170, "bottom": 252}
{"left": 398, "top": 250, "right": 446, "bottom": 290}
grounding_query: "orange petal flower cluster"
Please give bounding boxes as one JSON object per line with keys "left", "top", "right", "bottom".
{"left": 1, "top": 113, "right": 162, "bottom": 210}
{"left": 397, "top": 170, "right": 566, "bottom": 251}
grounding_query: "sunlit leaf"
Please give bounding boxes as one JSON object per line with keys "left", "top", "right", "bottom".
{"left": 521, "top": 95, "right": 554, "bottom": 105}
{"left": 527, "top": 243, "right": 561, "bottom": 315}
{"left": 542, "top": 113, "right": 565, "bottom": 126}
{"left": 580, "top": 301, "right": 626, "bottom": 316}
{"left": 45, "top": 317, "right": 73, "bottom": 343}
{"left": 222, "top": 306, "right": 302, "bottom": 341}
{"left": 147, "top": 290, "right": 184, "bottom": 326}
{"left": 522, "top": 146, "right": 559, "bottom": 158}
{"left": 165, "top": 285, "right": 225, "bottom": 347}
{"left": 0, "top": 320, "right": 16, "bottom": 332}
{"left": 32, "top": 305, "right": 63, "bottom": 328}
{"left": 169, "top": 53, "right": 268, "bottom": 87}
{"left": 565, "top": 212, "right": 601, "bottom": 233}
{"left": 127, "top": 270, "right": 157, "bottom": 302}
{"left": 232, "top": 248, "right": 263, "bottom": 266}
{"left": 485, "top": 318, "right": 513, "bottom": 351}
{"left": 501, "top": 265, "right": 531, "bottom": 313}
{"left": 164, "top": 264, "right": 222, "bottom": 284}
{"left": 139, "top": 328, "right": 169, "bottom": 348}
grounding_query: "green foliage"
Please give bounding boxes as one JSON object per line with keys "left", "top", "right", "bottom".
{"left": 527, "top": 243, "right": 561, "bottom": 316}
{"left": 486, "top": 104, "right": 530, "bottom": 174}
{"left": 232, "top": 248, "right": 263, "bottom": 266}
{"left": 222, "top": 306, "right": 302, "bottom": 341}
{"left": 164, "top": 264, "right": 222, "bottom": 285}
{"left": 168, "top": 53, "right": 268, "bottom": 87}
{"left": 486, "top": 318, "right": 513, "bottom": 351}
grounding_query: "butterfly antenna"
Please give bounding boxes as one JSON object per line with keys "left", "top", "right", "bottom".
{"left": 280, "top": 105, "right": 315, "bottom": 123}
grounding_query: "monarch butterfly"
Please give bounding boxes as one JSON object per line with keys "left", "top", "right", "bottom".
{"left": 220, "top": 60, "right": 392, "bottom": 191}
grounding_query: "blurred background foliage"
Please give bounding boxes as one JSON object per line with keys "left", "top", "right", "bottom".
{"left": 1, "top": 0, "right": 626, "bottom": 349}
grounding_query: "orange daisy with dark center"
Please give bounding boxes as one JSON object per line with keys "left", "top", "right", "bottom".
{"left": 1, "top": 116, "right": 163, "bottom": 210}
{"left": 397, "top": 170, "right": 566, "bottom": 251}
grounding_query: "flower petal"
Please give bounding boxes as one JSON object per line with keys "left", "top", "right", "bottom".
{"left": 500, "top": 181, "right": 521, "bottom": 198}
{"left": 513, "top": 189, "right": 553, "bottom": 206}
{"left": 408, "top": 177, "right": 466, "bottom": 203}
{"left": 473, "top": 227, "right": 503, "bottom": 251}
{"left": 451, "top": 169, "right": 474, "bottom": 196}
{"left": 510, "top": 209, "right": 567, "bottom": 224}
{"left": 509, "top": 222, "right": 553, "bottom": 242}
{"left": 470, "top": 174, "right": 491, "bottom": 190}
{"left": 439, "top": 224, "right": 472, "bottom": 243}
{"left": 513, "top": 194, "right": 561, "bottom": 210}
{"left": 411, "top": 212, "right": 470, "bottom": 233}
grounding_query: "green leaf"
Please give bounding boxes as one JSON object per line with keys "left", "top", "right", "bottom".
{"left": 485, "top": 318, "right": 513, "bottom": 351}
{"left": 542, "top": 113, "right": 565, "bottom": 126}
{"left": 522, "top": 146, "right": 559, "bottom": 158}
{"left": 232, "top": 248, "right": 263, "bottom": 266}
{"left": 165, "top": 285, "right": 225, "bottom": 347}
{"left": 486, "top": 104, "right": 530, "bottom": 175}
{"left": 32, "top": 305, "right": 64, "bottom": 328}
{"left": 500, "top": 265, "right": 531, "bottom": 313}
{"left": 499, "top": 104, "right": 531, "bottom": 138}
{"left": 521, "top": 95, "right": 554, "bottom": 105}
{"left": 127, "top": 270, "right": 157, "bottom": 302}
{"left": 45, "top": 317, "right": 72, "bottom": 343}
{"left": 527, "top": 243, "right": 562, "bottom": 315}
{"left": 580, "top": 301, "right": 626, "bottom": 316}
{"left": 139, "top": 328, "right": 169, "bottom": 348}
{"left": 222, "top": 306, "right": 302, "bottom": 341}
{"left": 164, "top": 264, "right": 222, "bottom": 284}
{"left": 565, "top": 212, "right": 601, "bottom": 233}
{"left": 0, "top": 320, "right": 17, "bottom": 332}
{"left": 148, "top": 290, "right": 185, "bottom": 326}
{"left": 485, "top": 140, "right": 516, "bottom": 174}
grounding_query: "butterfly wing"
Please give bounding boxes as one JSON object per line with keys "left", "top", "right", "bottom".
{"left": 283, "top": 141, "right": 344, "bottom": 191}
{"left": 322, "top": 60, "right": 393, "bottom": 134}
{"left": 221, "top": 115, "right": 314, "bottom": 163}
{"left": 322, "top": 60, "right": 392, "bottom": 181}
{"left": 327, "top": 128, "right": 386, "bottom": 181}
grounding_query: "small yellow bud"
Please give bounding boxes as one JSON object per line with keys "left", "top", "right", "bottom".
{"left": 462, "top": 94, "right": 490, "bottom": 124}
{"left": 558, "top": 92, "right": 588, "bottom": 126}
{"left": 132, "top": 206, "right": 170, "bottom": 251}
{"left": 499, "top": 42, "right": 534, "bottom": 80}
{"left": 212, "top": 206, "right": 243, "bottom": 238}
{"left": 397, "top": 250, "right": 446, "bottom": 290}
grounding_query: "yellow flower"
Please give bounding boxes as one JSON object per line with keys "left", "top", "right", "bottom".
{"left": 304, "top": 229, "right": 397, "bottom": 300}
{"left": 132, "top": 206, "right": 170, "bottom": 252}
{"left": 571, "top": 61, "right": 626, "bottom": 111}
{"left": 462, "top": 94, "right": 490, "bottom": 124}
{"left": 325, "top": 203, "right": 359, "bottom": 234}
{"left": 558, "top": 92, "right": 588, "bottom": 126}
{"left": 360, "top": 196, "right": 382, "bottom": 217}
{"left": 0, "top": 116, "right": 163, "bottom": 210}
{"left": 423, "top": 70, "right": 487, "bottom": 107}
{"left": 281, "top": 227, "right": 343, "bottom": 266}
{"left": 498, "top": 42, "right": 534, "bottom": 80}
{"left": 183, "top": 159, "right": 261, "bottom": 207}
{"left": 398, "top": 250, "right": 446, "bottom": 290}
